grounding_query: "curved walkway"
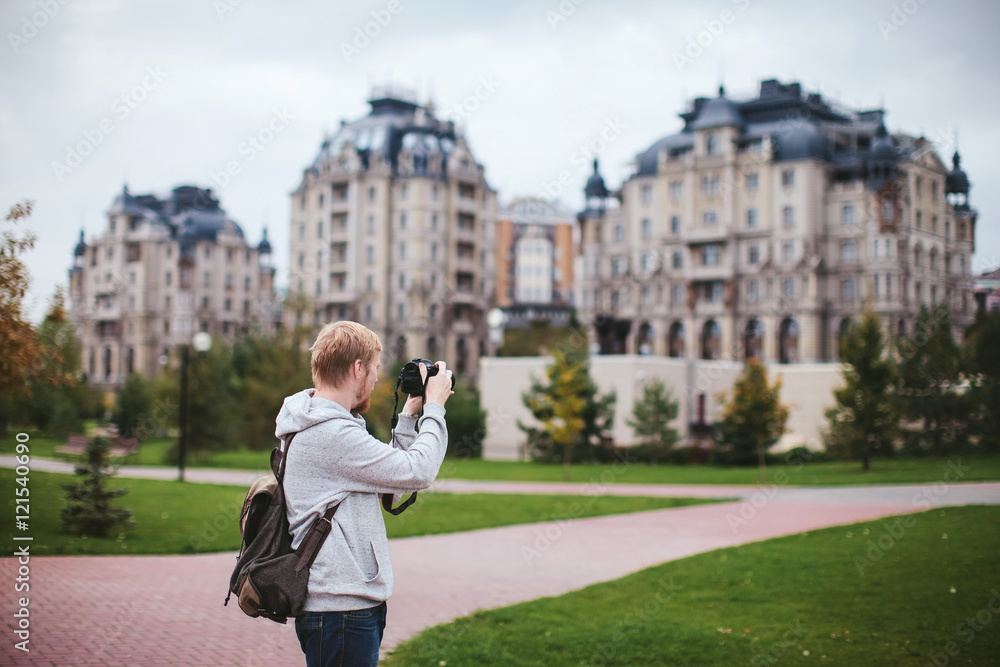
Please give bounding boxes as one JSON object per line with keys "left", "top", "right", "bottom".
{"left": 2, "top": 458, "right": 998, "bottom": 666}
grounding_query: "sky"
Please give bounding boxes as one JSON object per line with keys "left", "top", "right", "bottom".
{"left": 2, "top": 0, "right": 998, "bottom": 324}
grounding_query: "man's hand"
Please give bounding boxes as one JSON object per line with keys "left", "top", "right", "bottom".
{"left": 424, "top": 360, "right": 454, "bottom": 407}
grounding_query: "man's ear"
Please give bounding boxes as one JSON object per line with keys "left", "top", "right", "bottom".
{"left": 352, "top": 359, "right": 365, "bottom": 379}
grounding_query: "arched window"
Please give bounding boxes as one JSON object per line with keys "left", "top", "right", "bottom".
{"left": 706, "top": 133, "right": 718, "bottom": 155}
{"left": 778, "top": 318, "right": 799, "bottom": 364}
{"left": 126, "top": 346, "right": 135, "bottom": 375}
{"left": 701, "top": 320, "right": 721, "bottom": 360}
{"left": 637, "top": 322, "right": 653, "bottom": 355}
{"left": 668, "top": 322, "right": 685, "bottom": 358}
{"left": 103, "top": 346, "right": 113, "bottom": 379}
{"left": 394, "top": 335, "right": 407, "bottom": 362}
{"left": 744, "top": 319, "right": 763, "bottom": 361}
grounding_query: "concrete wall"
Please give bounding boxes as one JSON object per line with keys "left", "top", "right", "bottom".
{"left": 479, "top": 354, "right": 844, "bottom": 460}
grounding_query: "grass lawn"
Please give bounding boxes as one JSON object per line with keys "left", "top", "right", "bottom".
{"left": 385, "top": 506, "right": 1000, "bottom": 667}
{"left": 9, "top": 436, "right": 1000, "bottom": 486}
{"left": 0, "top": 468, "right": 715, "bottom": 555}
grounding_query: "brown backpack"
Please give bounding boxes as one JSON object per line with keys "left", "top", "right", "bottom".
{"left": 224, "top": 434, "right": 337, "bottom": 623}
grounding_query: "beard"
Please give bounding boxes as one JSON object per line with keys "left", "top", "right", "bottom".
{"left": 353, "top": 395, "right": 371, "bottom": 414}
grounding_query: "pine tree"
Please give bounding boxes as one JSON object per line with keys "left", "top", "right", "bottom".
{"left": 824, "top": 310, "right": 899, "bottom": 471}
{"left": 112, "top": 372, "right": 153, "bottom": 440}
{"left": 626, "top": 378, "right": 679, "bottom": 466}
{"left": 718, "top": 359, "right": 789, "bottom": 477}
{"left": 61, "top": 437, "right": 135, "bottom": 538}
{"left": 520, "top": 347, "right": 615, "bottom": 479}
{"left": 898, "top": 304, "right": 967, "bottom": 455}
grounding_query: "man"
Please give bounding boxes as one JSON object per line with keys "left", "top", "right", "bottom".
{"left": 276, "top": 321, "right": 453, "bottom": 666}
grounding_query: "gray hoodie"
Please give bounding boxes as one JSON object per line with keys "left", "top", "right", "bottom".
{"left": 275, "top": 388, "right": 447, "bottom": 611}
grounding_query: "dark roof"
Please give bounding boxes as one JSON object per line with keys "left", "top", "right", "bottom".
{"left": 634, "top": 78, "right": 913, "bottom": 177}
{"left": 689, "top": 87, "right": 744, "bottom": 130}
{"left": 585, "top": 159, "right": 609, "bottom": 198}
{"left": 105, "top": 184, "right": 249, "bottom": 244}
{"left": 945, "top": 151, "right": 970, "bottom": 195}
{"left": 306, "top": 89, "right": 460, "bottom": 180}
{"left": 74, "top": 229, "right": 87, "bottom": 256}
{"left": 257, "top": 227, "right": 272, "bottom": 254}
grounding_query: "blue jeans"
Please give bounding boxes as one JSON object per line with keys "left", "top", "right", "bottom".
{"left": 295, "top": 602, "right": 387, "bottom": 667}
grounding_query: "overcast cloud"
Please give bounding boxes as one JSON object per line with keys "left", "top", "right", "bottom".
{"left": 2, "top": 0, "right": 997, "bottom": 323}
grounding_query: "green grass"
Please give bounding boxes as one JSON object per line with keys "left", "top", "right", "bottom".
{"left": 0, "top": 468, "right": 715, "bottom": 555}
{"left": 9, "top": 436, "right": 1000, "bottom": 486}
{"left": 385, "top": 506, "right": 1000, "bottom": 667}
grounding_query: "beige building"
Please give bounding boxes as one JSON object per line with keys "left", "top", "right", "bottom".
{"left": 68, "top": 185, "right": 279, "bottom": 387}
{"left": 576, "top": 79, "right": 978, "bottom": 362}
{"left": 287, "top": 88, "right": 498, "bottom": 378}
{"left": 495, "top": 197, "right": 575, "bottom": 327}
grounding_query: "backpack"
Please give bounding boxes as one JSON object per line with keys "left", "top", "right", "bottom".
{"left": 224, "top": 433, "right": 338, "bottom": 623}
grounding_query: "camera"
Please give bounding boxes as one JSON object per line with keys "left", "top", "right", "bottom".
{"left": 399, "top": 358, "right": 456, "bottom": 396}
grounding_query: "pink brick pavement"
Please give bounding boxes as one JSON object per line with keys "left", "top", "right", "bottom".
{"left": 3, "top": 495, "right": 940, "bottom": 666}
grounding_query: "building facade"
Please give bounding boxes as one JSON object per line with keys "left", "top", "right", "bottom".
{"left": 576, "top": 79, "right": 977, "bottom": 362}
{"left": 287, "top": 88, "right": 498, "bottom": 379}
{"left": 495, "top": 197, "right": 575, "bottom": 328}
{"left": 68, "top": 185, "right": 278, "bottom": 387}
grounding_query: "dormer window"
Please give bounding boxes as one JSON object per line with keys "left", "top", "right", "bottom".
{"left": 706, "top": 133, "right": 719, "bottom": 155}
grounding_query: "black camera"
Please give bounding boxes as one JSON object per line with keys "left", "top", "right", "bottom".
{"left": 399, "top": 358, "right": 456, "bottom": 396}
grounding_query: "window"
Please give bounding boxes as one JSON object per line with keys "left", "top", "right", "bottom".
{"left": 782, "top": 241, "right": 795, "bottom": 263}
{"left": 400, "top": 183, "right": 408, "bottom": 200}
{"left": 299, "top": 223, "right": 305, "bottom": 240}
{"left": 165, "top": 271, "right": 172, "bottom": 286}
{"left": 916, "top": 211, "right": 922, "bottom": 229}
{"left": 706, "top": 281, "right": 724, "bottom": 303}
{"left": 431, "top": 213, "right": 438, "bottom": 230}
{"left": 842, "top": 204, "right": 855, "bottom": 225}
{"left": 641, "top": 183, "right": 652, "bottom": 203}
{"left": 915, "top": 176, "right": 923, "bottom": 196}
{"left": 873, "top": 273, "right": 880, "bottom": 298}
{"left": 225, "top": 298, "right": 232, "bottom": 312}
{"left": 931, "top": 215, "right": 938, "bottom": 234}
{"left": 318, "top": 193, "right": 324, "bottom": 207}
{"left": 244, "top": 276, "right": 250, "bottom": 290}
{"left": 432, "top": 184, "right": 439, "bottom": 200}
{"left": 399, "top": 242, "right": 406, "bottom": 260}
{"left": 745, "top": 172, "right": 758, "bottom": 191}
{"left": 400, "top": 213, "right": 407, "bottom": 229}
{"left": 366, "top": 274, "right": 373, "bottom": 290}
{"left": 701, "top": 245, "right": 720, "bottom": 266}
{"left": 960, "top": 256, "right": 966, "bottom": 274}
{"left": 747, "top": 279, "right": 759, "bottom": 302}
{"left": 641, "top": 218, "right": 652, "bottom": 239}
{"left": 706, "top": 133, "right": 718, "bottom": 155}
{"left": 672, "top": 283, "right": 683, "bottom": 305}
{"left": 612, "top": 256, "right": 626, "bottom": 276}
{"left": 431, "top": 243, "right": 438, "bottom": 261}
{"left": 399, "top": 273, "right": 406, "bottom": 289}
{"left": 781, "top": 277, "right": 795, "bottom": 299}
{"left": 203, "top": 271, "right": 211, "bottom": 287}
{"left": 882, "top": 199, "right": 895, "bottom": 221}
{"left": 672, "top": 251, "right": 683, "bottom": 269}
{"left": 640, "top": 252, "right": 654, "bottom": 272}
{"left": 886, "top": 273, "right": 892, "bottom": 298}
{"left": 746, "top": 208, "right": 758, "bottom": 228}
{"left": 317, "top": 220, "right": 323, "bottom": 238}
{"left": 781, "top": 169, "right": 795, "bottom": 187}
{"left": 931, "top": 181, "right": 938, "bottom": 201}
{"left": 398, "top": 303, "right": 405, "bottom": 319}
{"left": 700, "top": 174, "right": 719, "bottom": 194}
{"left": 367, "top": 245, "right": 374, "bottom": 264}
{"left": 669, "top": 181, "right": 682, "bottom": 199}
{"left": 782, "top": 206, "right": 795, "bottom": 227}
{"left": 368, "top": 186, "right": 376, "bottom": 201}
{"left": 702, "top": 211, "right": 717, "bottom": 227}
{"left": 614, "top": 225, "right": 625, "bottom": 243}
{"left": 748, "top": 244, "right": 760, "bottom": 265}
{"left": 315, "top": 278, "right": 322, "bottom": 294}
{"left": 841, "top": 240, "right": 857, "bottom": 262}
{"left": 670, "top": 215, "right": 680, "bottom": 234}
{"left": 842, "top": 278, "right": 856, "bottom": 300}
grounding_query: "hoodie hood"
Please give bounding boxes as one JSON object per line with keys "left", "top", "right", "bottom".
{"left": 275, "top": 388, "right": 364, "bottom": 441}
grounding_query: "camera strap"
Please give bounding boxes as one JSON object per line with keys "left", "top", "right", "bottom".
{"left": 382, "top": 377, "right": 417, "bottom": 515}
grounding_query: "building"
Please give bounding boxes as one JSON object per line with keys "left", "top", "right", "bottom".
{"left": 287, "top": 87, "right": 498, "bottom": 379}
{"left": 68, "top": 185, "right": 279, "bottom": 387}
{"left": 576, "top": 79, "right": 977, "bottom": 362}
{"left": 975, "top": 268, "right": 1000, "bottom": 314}
{"left": 495, "top": 197, "right": 575, "bottom": 328}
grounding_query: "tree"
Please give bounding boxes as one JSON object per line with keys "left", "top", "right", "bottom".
{"left": 520, "top": 347, "right": 616, "bottom": 479}
{"left": 442, "top": 381, "right": 487, "bottom": 458}
{"left": 0, "top": 200, "right": 41, "bottom": 397}
{"left": 626, "top": 378, "right": 679, "bottom": 466}
{"left": 61, "top": 437, "right": 135, "bottom": 538}
{"left": 112, "top": 372, "right": 153, "bottom": 440}
{"left": 965, "top": 311, "right": 1000, "bottom": 451}
{"left": 898, "top": 304, "right": 968, "bottom": 455}
{"left": 718, "top": 359, "right": 790, "bottom": 477}
{"left": 823, "top": 310, "right": 900, "bottom": 471}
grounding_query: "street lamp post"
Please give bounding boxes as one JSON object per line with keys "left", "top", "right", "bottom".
{"left": 178, "top": 332, "right": 212, "bottom": 482}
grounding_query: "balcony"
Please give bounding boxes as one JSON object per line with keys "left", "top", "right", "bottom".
{"left": 684, "top": 226, "right": 729, "bottom": 244}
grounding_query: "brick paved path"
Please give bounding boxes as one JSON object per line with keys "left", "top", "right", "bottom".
{"left": 2, "top": 456, "right": 998, "bottom": 666}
